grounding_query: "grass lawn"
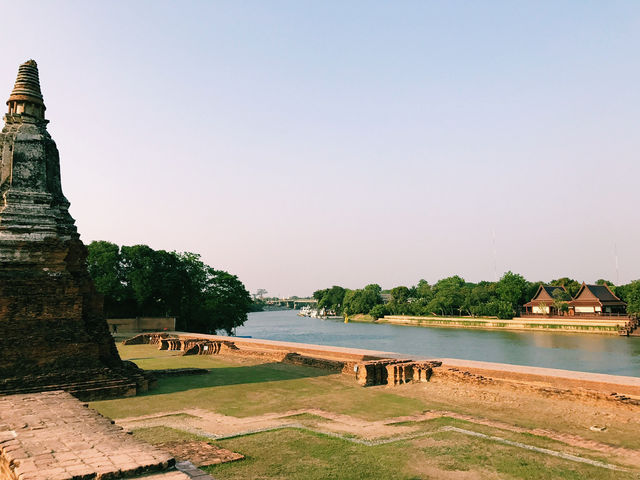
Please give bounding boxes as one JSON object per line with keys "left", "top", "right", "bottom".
{"left": 89, "top": 344, "right": 639, "bottom": 479}
{"left": 133, "top": 425, "right": 633, "bottom": 480}
{"left": 94, "top": 346, "right": 425, "bottom": 420}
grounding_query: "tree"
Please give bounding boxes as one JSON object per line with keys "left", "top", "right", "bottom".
{"left": 552, "top": 288, "right": 571, "bottom": 315}
{"left": 342, "top": 284, "right": 382, "bottom": 315}
{"left": 86, "top": 241, "right": 133, "bottom": 316}
{"left": 495, "top": 271, "right": 528, "bottom": 316}
{"left": 550, "top": 277, "right": 581, "bottom": 297}
{"left": 415, "top": 279, "right": 433, "bottom": 301}
{"left": 427, "top": 276, "right": 466, "bottom": 316}
{"left": 388, "top": 286, "right": 411, "bottom": 314}
{"left": 625, "top": 280, "right": 640, "bottom": 316}
{"left": 390, "top": 286, "right": 410, "bottom": 304}
{"left": 86, "top": 241, "right": 252, "bottom": 334}
{"left": 466, "top": 281, "right": 499, "bottom": 317}
{"left": 119, "top": 245, "right": 185, "bottom": 317}
{"left": 255, "top": 288, "right": 268, "bottom": 299}
{"left": 320, "top": 286, "right": 347, "bottom": 312}
{"left": 200, "top": 269, "right": 253, "bottom": 335}
{"left": 361, "top": 284, "right": 383, "bottom": 312}
{"left": 369, "top": 304, "right": 388, "bottom": 320}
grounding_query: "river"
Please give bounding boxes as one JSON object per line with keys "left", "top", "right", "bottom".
{"left": 235, "top": 310, "right": 640, "bottom": 377}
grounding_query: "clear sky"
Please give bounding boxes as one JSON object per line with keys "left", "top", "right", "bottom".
{"left": 1, "top": 1, "right": 639, "bottom": 296}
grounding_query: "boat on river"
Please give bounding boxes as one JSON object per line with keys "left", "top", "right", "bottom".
{"left": 298, "top": 307, "right": 340, "bottom": 319}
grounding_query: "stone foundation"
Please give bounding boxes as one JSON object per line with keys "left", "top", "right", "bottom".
{"left": 0, "top": 238, "right": 150, "bottom": 401}
{"left": 354, "top": 359, "right": 410, "bottom": 386}
{"left": 385, "top": 361, "right": 436, "bottom": 386}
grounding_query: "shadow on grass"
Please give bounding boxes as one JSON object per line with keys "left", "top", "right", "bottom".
{"left": 140, "top": 362, "right": 334, "bottom": 396}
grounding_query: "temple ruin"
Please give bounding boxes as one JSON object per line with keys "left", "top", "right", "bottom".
{"left": 0, "top": 60, "right": 148, "bottom": 400}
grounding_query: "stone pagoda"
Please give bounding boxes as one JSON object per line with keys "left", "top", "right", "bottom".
{"left": 0, "top": 60, "right": 148, "bottom": 400}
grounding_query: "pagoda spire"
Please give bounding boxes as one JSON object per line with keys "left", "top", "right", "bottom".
{"left": 0, "top": 59, "right": 73, "bottom": 239}
{"left": 6, "top": 59, "right": 46, "bottom": 120}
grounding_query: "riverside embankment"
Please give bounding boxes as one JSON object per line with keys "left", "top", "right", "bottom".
{"left": 379, "top": 314, "right": 633, "bottom": 335}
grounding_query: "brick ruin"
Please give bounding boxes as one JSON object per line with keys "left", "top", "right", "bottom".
{"left": 0, "top": 60, "right": 148, "bottom": 400}
{"left": 126, "top": 332, "right": 442, "bottom": 386}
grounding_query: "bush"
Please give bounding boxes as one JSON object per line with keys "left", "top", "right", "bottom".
{"left": 369, "top": 304, "right": 388, "bottom": 320}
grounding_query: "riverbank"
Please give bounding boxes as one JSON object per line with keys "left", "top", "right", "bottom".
{"left": 378, "top": 314, "right": 630, "bottom": 335}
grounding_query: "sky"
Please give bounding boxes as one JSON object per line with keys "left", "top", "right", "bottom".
{"left": 1, "top": 1, "right": 639, "bottom": 297}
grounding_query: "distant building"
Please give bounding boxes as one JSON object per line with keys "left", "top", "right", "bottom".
{"left": 524, "top": 283, "right": 627, "bottom": 317}
{"left": 523, "top": 285, "right": 568, "bottom": 315}
{"left": 569, "top": 283, "right": 627, "bottom": 315}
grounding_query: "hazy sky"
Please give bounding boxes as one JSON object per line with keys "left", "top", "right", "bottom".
{"left": 1, "top": 1, "right": 639, "bottom": 296}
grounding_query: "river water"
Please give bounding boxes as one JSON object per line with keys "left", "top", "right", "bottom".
{"left": 235, "top": 310, "right": 640, "bottom": 377}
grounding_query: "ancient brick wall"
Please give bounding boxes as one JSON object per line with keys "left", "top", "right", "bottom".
{"left": 0, "top": 238, "right": 146, "bottom": 397}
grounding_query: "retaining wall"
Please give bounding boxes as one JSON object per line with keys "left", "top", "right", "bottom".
{"left": 381, "top": 315, "right": 626, "bottom": 334}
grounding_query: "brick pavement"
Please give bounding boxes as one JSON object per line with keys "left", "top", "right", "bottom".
{"left": 0, "top": 391, "right": 214, "bottom": 480}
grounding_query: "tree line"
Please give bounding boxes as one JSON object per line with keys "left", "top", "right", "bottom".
{"left": 86, "top": 241, "right": 252, "bottom": 334}
{"left": 313, "top": 273, "right": 640, "bottom": 319}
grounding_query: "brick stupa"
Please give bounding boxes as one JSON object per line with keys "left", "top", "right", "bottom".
{"left": 0, "top": 60, "right": 148, "bottom": 399}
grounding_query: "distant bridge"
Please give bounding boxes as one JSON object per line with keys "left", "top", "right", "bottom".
{"left": 265, "top": 298, "right": 317, "bottom": 309}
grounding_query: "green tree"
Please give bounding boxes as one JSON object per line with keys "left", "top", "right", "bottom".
{"left": 388, "top": 286, "right": 411, "bottom": 314}
{"left": 550, "top": 277, "right": 581, "bottom": 297}
{"left": 86, "top": 241, "right": 133, "bottom": 316}
{"left": 625, "top": 280, "right": 640, "bottom": 315}
{"left": 495, "top": 271, "right": 528, "bottom": 316}
{"left": 369, "top": 304, "right": 388, "bottom": 320}
{"left": 313, "top": 288, "right": 329, "bottom": 302}
{"left": 342, "top": 284, "right": 383, "bottom": 315}
{"left": 466, "top": 281, "right": 499, "bottom": 317}
{"left": 87, "top": 242, "right": 251, "bottom": 334}
{"left": 427, "top": 276, "right": 466, "bottom": 316}
{"left": 200, "top": 269, "right": 253, "bottom": 335}
{"left": 415, "top": 279, "right": 433, "bottom": 301}
{"left": 317, "top": 286, "right": 346, "bottom": 313}
{"left": 552, "top": 288, "right": 571, "bottom": 315}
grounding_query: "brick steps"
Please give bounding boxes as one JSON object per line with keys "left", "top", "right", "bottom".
{"left": 0, "top": 372, "right": 148, "bottom": 401}
{"left": 0, "top": 379, "right": 136, "bottom": 400}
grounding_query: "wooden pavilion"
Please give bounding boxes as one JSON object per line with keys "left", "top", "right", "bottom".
{"left": 523, "top": 285, "right": 569, "bottom": 316}
{"left": 569, "top": 283, "right": 627, "bottom": 316}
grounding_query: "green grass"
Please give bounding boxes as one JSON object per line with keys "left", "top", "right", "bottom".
{"left": 131, "top": 418, "right": 632, "bottom": 480}
{"left": 91, "top": 346, "right": 425, "bottom": 421}
{"left": 208, "top": 428, "right": 631, "bottom": 480}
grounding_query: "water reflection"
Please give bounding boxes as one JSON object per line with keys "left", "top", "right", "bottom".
{"left": 236, "top": 311, "right": 640, "bottom": 377}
